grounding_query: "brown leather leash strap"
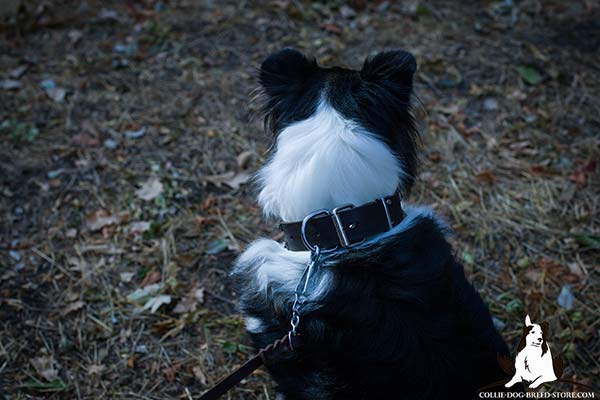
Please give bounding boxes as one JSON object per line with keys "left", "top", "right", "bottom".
{"left": 199, "top": 334, "right": 300, "bottom": 400}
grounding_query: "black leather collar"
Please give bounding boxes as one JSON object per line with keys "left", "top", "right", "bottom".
{"left": 280, "top": 193, "right": 404, "bottom": 252}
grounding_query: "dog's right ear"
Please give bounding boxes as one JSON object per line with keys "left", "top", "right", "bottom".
{"left": 259, "top": 48, "right": 318, "bottom": 98}
{"left": 360, "top": 50, "right": 417, "bottom": 98}
{"left": 525, "top": 314, "right": 533, "bottom": 327}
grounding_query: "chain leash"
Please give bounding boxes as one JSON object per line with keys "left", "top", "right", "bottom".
{"left": 288, "top": 246, "right": 321, "bottom": 349}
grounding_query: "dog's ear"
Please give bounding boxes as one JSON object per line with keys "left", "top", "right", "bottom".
{"left": 259, "top": 48, "right": 318, "bottom": 98}
{"left": 525, "top": 314, "right": 533, "bottom": 327}
{"left": 360, "top": 50, "right": 417, "bottom": 98}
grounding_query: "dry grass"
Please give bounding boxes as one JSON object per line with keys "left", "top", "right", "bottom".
{"left": 1, "top": 1, "right": 598, "bottom": 398}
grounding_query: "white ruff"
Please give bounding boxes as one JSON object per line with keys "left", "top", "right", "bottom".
{"left": 258, "top": 102, "right": 403, "bottom": 222}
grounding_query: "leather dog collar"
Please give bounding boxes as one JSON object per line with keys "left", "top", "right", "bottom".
{"left": 280, "top": 193, "right": 405, "bottom": 252}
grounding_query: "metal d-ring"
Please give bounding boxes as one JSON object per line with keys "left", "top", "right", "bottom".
{"left": 300, "top": 209, "right": 337, "bottom": 253}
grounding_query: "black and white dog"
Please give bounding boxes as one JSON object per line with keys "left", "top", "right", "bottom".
{"left": 232, "top": 48, "right": 509, "bottom": 399}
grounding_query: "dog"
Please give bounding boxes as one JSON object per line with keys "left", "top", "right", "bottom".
{"left": 505, "top": 315, "right": 558, "bottom": 389}
{"left": 232, "top": 48, "right": 510, "bottom": 399}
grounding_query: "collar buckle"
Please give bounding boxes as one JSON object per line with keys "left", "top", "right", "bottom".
{"left": 332, "top": 204, "right": 364, "bottom": 248}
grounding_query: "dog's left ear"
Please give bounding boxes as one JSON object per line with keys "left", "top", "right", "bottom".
{"left": 540, "top": 322, "right": 549, "bottom": 336}
{"left": 360, "top": 50, "right": 417, "bottom": 98}
{"left": 259, "top": 48, "right": 318, "bottom": 99}
{"left": 525, "top": 314, "right": 533, "bottom": 327}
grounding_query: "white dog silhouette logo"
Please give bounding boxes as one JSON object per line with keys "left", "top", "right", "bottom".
{"left": 505, "top": 315, "right": 561, "bottom": 389}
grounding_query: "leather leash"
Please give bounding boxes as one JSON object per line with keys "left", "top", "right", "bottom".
{"left": 199, "top": 334, "right": 300, "bottom": 400}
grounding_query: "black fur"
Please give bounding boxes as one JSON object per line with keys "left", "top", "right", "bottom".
{"left": 233, "top": 216, "right": 509, "bottom": 399}
{"left": 233, "top": 49, "right": 510, "bottom": 399}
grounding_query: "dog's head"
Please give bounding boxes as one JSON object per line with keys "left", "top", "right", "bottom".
{"left": 517, "top": 315, "right": 549, "bottom": 355}
{"left": 257, "top": 48, "right": 420, "bottom": 220}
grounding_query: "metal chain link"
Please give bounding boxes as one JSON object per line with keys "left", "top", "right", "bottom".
{"left": 288, "top": 246, "right": 321, "bottom": 346}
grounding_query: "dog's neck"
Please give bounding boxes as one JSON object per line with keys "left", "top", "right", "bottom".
{"left": 257, "top": 101, "right": 403, "bottom": 222}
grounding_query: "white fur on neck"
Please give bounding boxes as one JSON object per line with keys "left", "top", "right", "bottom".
{"left": 258, "top": 101, "right": 403, "bottom": 222}
{"left": 235, "top": 206, "right": 444, "bottom": 300}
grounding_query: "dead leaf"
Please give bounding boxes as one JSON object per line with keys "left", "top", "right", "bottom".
{"left": 85, "top": 210, "right": 129, "bottom": 232}
{"left": 162, "top": 364, "right": 180, "bottom": 383}
{"left": 192, "top": 366, "right": 207, "bottom": 385}
{"left": 127, "top": 355, "right": 136, "bottom": 368}
{"left": 475, "top": 170, "right": 496, "bottom": 185}
{"left": 10, "top": 65, "right": 28, "bottom": 79}
{"left": 46, "top": 87, "right": 67, "bottom": 102}
{"left": 140, "top": 270, "right": 161, "bottom": 287}
{"left": 72, "top": 133, "right": 100, "bottom": 147}
{"left": 225, "top": 171, "right": 251, "bottom": 190}
{"left": 525, "top": 270, "right": 542, "bottom": 283}
{"left": 173, "top": 287, "right": 205, "bottom": 314}
{"left": 142, "top": 295, "right": 171, "bottom": 313}
{"left": 567, "top": 262, "right": 586, "bottom": 280}
{"left": 61, "top": 300, "right": 85, "bottom": 316}
{"left": 30, "top": 355, "right": 59, "bottom": 382}
{"left": 88, "top": 364, "right": 106, "bottom": 376}
{"left": 569, "top": 159, "right": 596, "bottom": 186}
{"left": 135, "top": 178, "right": 163, "bottom": 200}
{"left": 321, "top": 23, "right": 343, "bottom": 34}
{"left": 0, "top": 79, "right": 21, "bottom": 90}
{"left": 236, "top": 150, "right": 254, "bottom": 169}
{"left": 120, "top": 272, "right": 134, "bottom": 283}
{"left": 129, "top": 221, "right": 151, "bottom": 234}
{"left": 203, "top": 171, "right": 251, "bottom": 190}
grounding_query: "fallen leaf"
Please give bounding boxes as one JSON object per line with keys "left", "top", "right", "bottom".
{"left": 143, "top": 295, "right": 171, "bottom": 313}
{"left": 72, "top": 133, "right": 100, "bottom": 147}
{"left": 516, "top": 66, "right": 542, "bottom": 85}
{"left": 98, "top": 8, "right": 122, "bottom": 22}
{"left": 30, "top": 355, "right": 59, "bottom": 382}
{"left": 104, "top": 139, "right": 119, "bottom": 149}
{"left": 124, "top": 127, "right": 146, "bottom": 139}
{"left": 40, "top": 79, "right": 56, "bottom": 90}
{"left": 205, "top": 238, "right": 229, "bottom": 255}
{"left": 127, "top": 355, "right": 136, "bottom": 368}
{"left": 129, "top": 221, "right": 151, "bottom": 234}
{"left": 127, "top": 283, "right": 163, "bottom": 304}
{"left": 162, "top": 364, "right": 180, "bottom": 383}
{"left": 192, "top": 366, "right": 207, "bottom": 385}
{"left": 173, "top": 287, "right": 205, "bottom": 314}
{"left": 120, "top": 272, "right": 134, "bottom": 283}
{"left": 88, "top": 364, "right": 106, "bottom": 376}
{"left": 68, "top": 29, "right": 83, "bottom": 44}
{"left": 475, "top": 170, "right": 496, "bottom": 185}
{"left": 224, "top": 171, "right": 251, "bottom": 190}
{"left": 66, "top": 228, "right": 77, "bottom": 238}
{"left": 135, "top": 178, "right": 163, "bottom": 200}
{"left": 321, "top": 23, "right": 343, "bottom": 34}
{"left": 236, "top": 150, "right": 254, "bottom": 169}
{"left": 85, "top": 210, "right": 129, "bottom": 232}
{"left": 46, "top": 87, "right": 66, "bottom": 102}
{"left": 0, "top": 79, "right": 21, "bottom": 90}
{"left": 140, "top": 270, "right": 161, "bottom": 287}
{"left": 10, "top": 65, "right": 28, "bottom": 79}
{"left": 557, "top": 285, "right": 575, "bottom": 310}
{"left": 47, "top": 168, "right": 65, "bottom": 179}
{"left": 61, "top": 300, "right": 85, "bottom": 316}
{"left": 567, "top": 262, "right": 586, "bottom": 280}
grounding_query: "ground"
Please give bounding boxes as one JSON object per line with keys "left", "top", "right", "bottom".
{"left": 0, "top": 1, "right": 599, "bottom": 398}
